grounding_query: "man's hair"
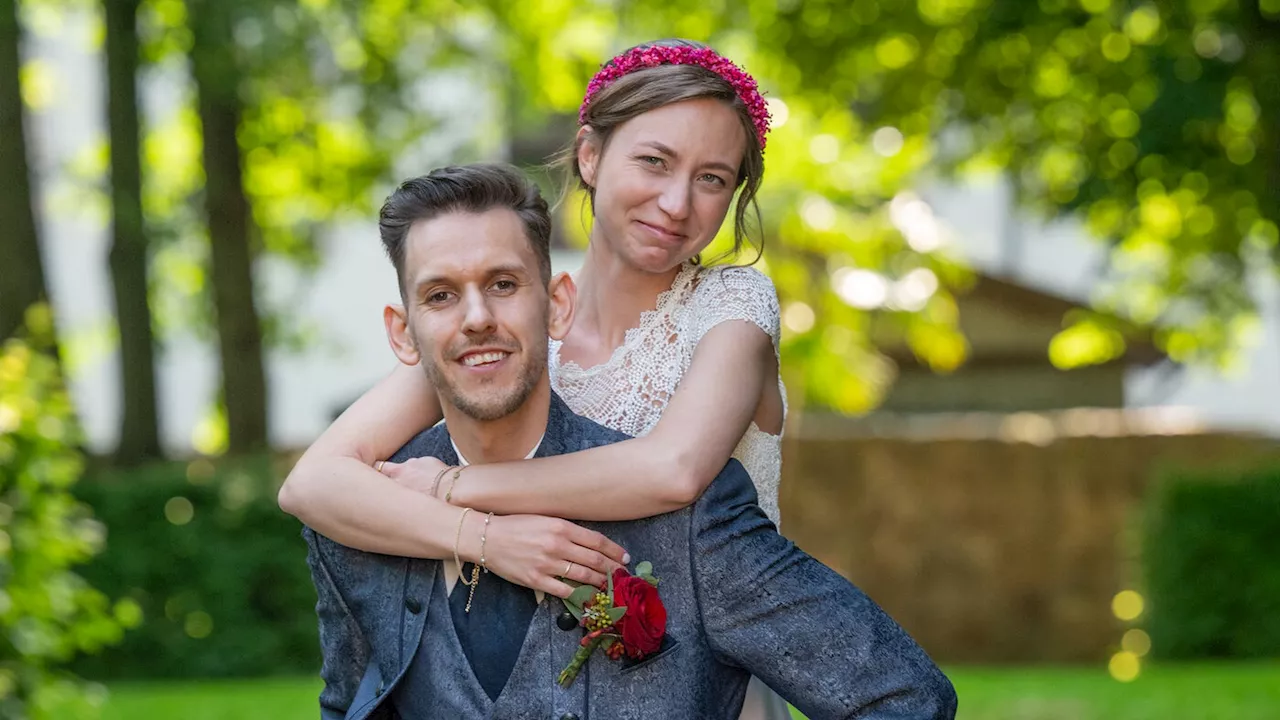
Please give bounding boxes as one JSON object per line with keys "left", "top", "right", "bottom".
{"left": 378, "top": 163, "right": 553, "bottom": 295}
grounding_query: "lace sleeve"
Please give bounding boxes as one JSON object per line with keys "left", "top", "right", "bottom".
{"left": 691, "top": 266, "right": 782, "bottom": 353}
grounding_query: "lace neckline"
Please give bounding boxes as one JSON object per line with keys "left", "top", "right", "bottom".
{"left": 553, "top": 262, "right": 699, "bottom": 378}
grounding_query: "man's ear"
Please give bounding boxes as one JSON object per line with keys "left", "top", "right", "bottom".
{"left": 576, "top": 126, "right": 599, "bottom": 189}
{"left": 383, "top": 304, "right": 420, "bottom": 366}
{"left": 547, "top": 272, "right": 577, "bottom": 341}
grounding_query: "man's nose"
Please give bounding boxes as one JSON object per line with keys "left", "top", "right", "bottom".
{"left": 460, "top": 289, "right": 496, "bottom": 334}
{"left": 657, "top": 178, "right": 692, "bottom": 221}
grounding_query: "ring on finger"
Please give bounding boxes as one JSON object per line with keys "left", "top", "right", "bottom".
{"left": 563, "top": 561, "right": 573, "bottom": 577}
{"left": 374, "top": 460, "right": 386, "bottom": 474}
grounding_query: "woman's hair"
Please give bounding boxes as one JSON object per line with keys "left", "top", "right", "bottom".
{"left": 552, "top": 39, "right": 765, "bottom": 265}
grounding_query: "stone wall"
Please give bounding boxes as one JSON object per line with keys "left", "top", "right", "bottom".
{"left": 778, "top": 409, "right": 1279, "bottom": 663}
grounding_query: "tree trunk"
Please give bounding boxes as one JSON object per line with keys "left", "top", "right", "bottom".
{"left": 0, "top": 0, "right": 50, "bottom": 343}
{"left": 188, "top": 0, "right": 269, "bottom": 453}
{"left": 104, "top": 0, "right": 162, "bottom": 464}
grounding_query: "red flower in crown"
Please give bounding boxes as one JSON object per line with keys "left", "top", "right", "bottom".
{"left": 579, "top": 45, "right": 772, "bottom": 151}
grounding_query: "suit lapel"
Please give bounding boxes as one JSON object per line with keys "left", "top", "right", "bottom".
{"left": 391, "top": 426, "right": 459, "bottom": 688}
{"left": 494, "top": 395, "right": 590, "bottom": 716}
{"left": 388, "top": 395, "right": 583, "bottom": 714}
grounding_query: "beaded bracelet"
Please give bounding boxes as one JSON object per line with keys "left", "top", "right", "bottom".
{"left": 479, "top": 512, "right": 494, "bottom": 573}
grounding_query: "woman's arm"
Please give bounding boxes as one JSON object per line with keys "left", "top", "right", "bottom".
{"left": 278, "top": 362, "right": 443, "bottom": 552}
{"left": 443, "top": 320, "right": 779, "bottom": 520}
{"left": 278, "top": 363, "right": 628, "bottom": 597}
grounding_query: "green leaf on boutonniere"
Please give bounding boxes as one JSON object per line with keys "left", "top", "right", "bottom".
{"left": 606, "top": 606, "right": 627, "bottom": 624}
{"left": 565, "top": 602, "right": 585, "bottom": 621}
{"left": 607, "top": 568, "right": 615, "bottom": 599}
{"left": 564, "top": 585, "right": 595, "bottom": 620}
{"left": 600, "top": 636, "right": 617, "bottom": 651}
{"left": 567, "top": 584, "right": 595, "bottom": 608}
{"left": 643, "top": 575, "right": 659, "bottom": 587}
{"left": 635, "top": 561, "right": 653, "bottom": 577}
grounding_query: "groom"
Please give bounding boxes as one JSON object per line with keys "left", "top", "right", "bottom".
{"left": 303, "top": 163, "right": 957, "bottom": 719}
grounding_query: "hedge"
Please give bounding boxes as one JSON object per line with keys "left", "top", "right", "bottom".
{"left": 1144, "top": 465, "right": 1280, "bottom": 659}
{"left": 70, "top": 456, "right": 319, "bottom": 680}
{"left": 1, "top": 314, "right": 133, "bottom": 720}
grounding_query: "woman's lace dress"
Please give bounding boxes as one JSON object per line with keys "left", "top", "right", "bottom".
{"left": 549, "top": 261, "right": 792, "bottom": 720}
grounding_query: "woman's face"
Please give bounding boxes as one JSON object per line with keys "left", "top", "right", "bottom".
{"left": 579, "top": 98, "right": 746, "bottom": 275}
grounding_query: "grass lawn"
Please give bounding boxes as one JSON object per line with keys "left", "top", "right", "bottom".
{"left": 102, "top": 663, "right": 1280, "bottom": 720}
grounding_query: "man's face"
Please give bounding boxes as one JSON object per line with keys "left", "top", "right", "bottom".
{"left": 392, "top": 208, "right": 551, "bottom": 421}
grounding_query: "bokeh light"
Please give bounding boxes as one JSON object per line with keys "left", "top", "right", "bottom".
{"left": 1112, "top": 590, "right": 1145, "bottom": 621}
{"left": 1109, "top": 651, "right": 1141, "bottom": 682}
{"left": 165, "top": 497, "right": 195, "bottom": 526}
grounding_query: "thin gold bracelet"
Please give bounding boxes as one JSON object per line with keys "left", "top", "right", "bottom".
{"left": 454, "top": 508, "right": 475, "bottom": 586}
{"left": 453, "top": 507, "right": 482, "bottom": 612}
{"left": 430, "top": 465, "right": 455, "bottom": 499}
{"left": 444, "top": 466, "right": 467, "bottom": 504}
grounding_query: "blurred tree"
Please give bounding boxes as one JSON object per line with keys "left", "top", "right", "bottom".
{"left": 104, "top": 0, "right": 162, "bottom": 464}
{"left": 477, "top": 2, "right": 1280, "bottom": 409}
{"left": 762, "top": 0, "right": 1280, "bottom": 371}
{"left": 126, "top": 0, "right": 463, "bottom": 453}
{"left": 186, "top": 0, "right": 269, "bottom": 453}
{"left": 0, "top": 0, "right": 52, "bottom": 347}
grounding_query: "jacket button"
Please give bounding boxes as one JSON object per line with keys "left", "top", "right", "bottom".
{"left": 559, "top": 714, "right": 580, "bottom": 720}
{"left": 405, "top": 597, "right": 422, "bottom": 614}
{"left": 556, "top": 612, "right": 577, "bottom": 631}
{"left": 375, "top": 681, "right": 385, "bottom": 697}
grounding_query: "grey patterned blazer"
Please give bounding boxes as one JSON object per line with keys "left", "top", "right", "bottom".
{"left": 303, "top": 393, "right": 957, "bottom": 720}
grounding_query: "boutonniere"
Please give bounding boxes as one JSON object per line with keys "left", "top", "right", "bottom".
{"left": 557, "top": 561, "right": 667, "bottom": 687}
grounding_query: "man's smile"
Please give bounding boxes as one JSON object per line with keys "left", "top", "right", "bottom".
{"left": 458, "top": 349, "right": 512, "bottom": 368}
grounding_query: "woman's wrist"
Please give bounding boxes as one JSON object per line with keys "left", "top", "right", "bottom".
{"left": 444, "top": 466, "right": 480, "bottom": 507}
{"left": 452, "top": 506, "right": 486, "bottom": 564}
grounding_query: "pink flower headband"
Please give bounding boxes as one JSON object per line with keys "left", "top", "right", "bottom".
{"left": 579, "top": 45, "right": 772, "bottom": 151}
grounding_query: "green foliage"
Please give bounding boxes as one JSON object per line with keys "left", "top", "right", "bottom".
{"left": 1144, "top": 465, "right": 1280, "bottom": 659}
{"left": 767, "top": 0, "right": 1280, "bottom": 368}
{"left": 30, "top": 3, "right": 1279, "bottom": 415}
{"left": 0, "top": 308, "right": 133, "bottom": 720}
{"left": 70, "top": 455, "right": 317, "bottom": 680}
{"left": 480, "top": 2, "right": 1280, "bottom": 403}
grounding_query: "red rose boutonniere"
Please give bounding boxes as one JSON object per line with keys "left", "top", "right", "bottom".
{"left": 557, "top": 561, "right": 667, "bottom": 687}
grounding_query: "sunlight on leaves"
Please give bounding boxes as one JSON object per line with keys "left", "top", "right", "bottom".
{"left": 1049, "top": 318, "right": 1127, "bottom": 369}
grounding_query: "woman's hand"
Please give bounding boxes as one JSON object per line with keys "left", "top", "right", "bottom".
{"left": 482, "top": 514, "right": 630, "bottom": 599}
{"left": 380, "top": 456, "right": 450, "bottom": 497}
{"left": 379, "top": 456, "right": 629, "bottom": 597}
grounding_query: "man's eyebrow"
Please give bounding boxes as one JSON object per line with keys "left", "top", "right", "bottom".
{"left": 413, "top": 275, "right": 450, "bottom": 293}
{"left": 639, "top": 141, "right": 737, "bottom": 175}
{"left": 411, "top": 264, "right": 532, "bottom": 292}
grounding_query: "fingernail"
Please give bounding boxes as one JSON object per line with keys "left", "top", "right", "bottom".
{"left": 622, "top": 552, "right": 631, "bottom": 564}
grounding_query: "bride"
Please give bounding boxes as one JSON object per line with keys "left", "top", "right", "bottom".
{"left": 280, "top": 39, "right": 792, "bottom": 719}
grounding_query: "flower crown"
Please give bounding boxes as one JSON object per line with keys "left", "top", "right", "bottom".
{"left": 579, "top": 45, "right": 772, "bottom": 151}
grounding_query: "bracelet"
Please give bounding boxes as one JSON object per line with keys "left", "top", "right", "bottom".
{"left": 430, "top": 465, "right": 455, "bottom": 499}
{"left": 478, "top": 512, "right": 494, "bottom": 573}
{"left": 444, "top": 466, "right": 467, "bottom": 503}
{"left": 453, "top": 507, "right": 482, "bottom": 613}
{"left": 454, "top": 508, "right": 475, "bottom": 586}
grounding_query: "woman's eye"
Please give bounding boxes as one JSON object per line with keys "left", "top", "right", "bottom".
{"left": 700, "top": 173, "right": 727, "bottom": 186}
{"left": 640, "top": 155, "right": 663, "bottom": 166}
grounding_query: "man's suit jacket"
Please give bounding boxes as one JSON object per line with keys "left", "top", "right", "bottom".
{"left": 304, "top": 393, "right": 957, "bottom": 719}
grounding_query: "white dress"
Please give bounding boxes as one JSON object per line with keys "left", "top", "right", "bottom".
{"left": 549, "top": 261, "right": 793, "bottom": 720}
